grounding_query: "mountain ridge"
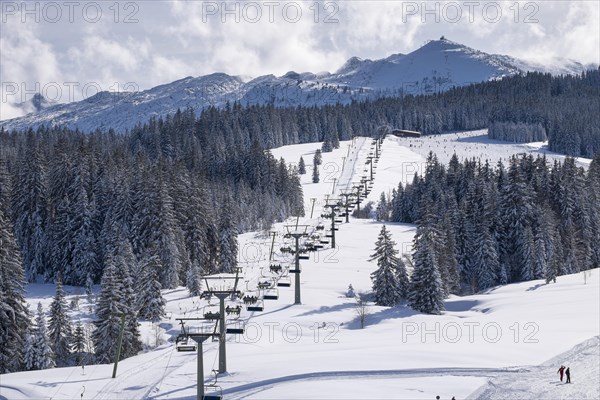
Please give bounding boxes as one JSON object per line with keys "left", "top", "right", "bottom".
{"left": 1, "top": 38, "right": 595, "bottom": 133}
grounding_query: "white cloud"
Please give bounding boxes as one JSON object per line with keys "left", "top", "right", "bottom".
{"left": 1, "top": 0, "right": 598, "bottom": 118}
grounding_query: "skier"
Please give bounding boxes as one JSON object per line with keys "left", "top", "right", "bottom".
{"left": 557, "top": 365, "right": 565, "bottom": 381}
{"left": 565, "top": 367, "right": 571, "bottom": 383}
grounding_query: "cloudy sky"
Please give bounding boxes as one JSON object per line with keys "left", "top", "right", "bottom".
{"left": 1, "top": 0, "right": 598, "bottom": 120}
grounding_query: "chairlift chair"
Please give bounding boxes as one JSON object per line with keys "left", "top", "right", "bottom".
{"left": 247, "top": 298, "right": 264, "bottom": 312}
{"left": 269, "top": 263, "right": 283, "bottom": 274}
{"left": 175, "top": 335, "right": 197, "bottom": 352}
{"left": 204, "top": 311, "right": 220, "bottom": 320}
{"left": 257, "top": 280, "right": 272, "bottom": 290}
{"left": 277, "top": 276, "right": 291, "bottom": 287}
{"left": 264, "top": 288, "right": 279, "bottom": 300}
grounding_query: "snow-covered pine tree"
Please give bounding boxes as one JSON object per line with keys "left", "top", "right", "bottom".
{"left": 314, "top": 149, "right": 322, "bottom": 165}
{"left": 112, "top": 242, "right": 143, "bottom": 359}
{"left": 298, "top": 156, "right": 306, "bottom": 175}
{"left": 72, "top": 320, "right": 86, "bottom": 364}
{"left": 48, "top": 277, "right": 73, "bottom": 367}
{"left": 23, "top": 333, "right": 36, "bottom": 371}
{"left": 85, "top": 273, "right": 94, "bottom": 312}
{"left": 407, "top": 210, "right": 446, "bottom": 315}
{"left": 532, "top": 229, "right": 548, "bottom": 280}
{"left": 0, "top": 192, "right": 30, "bottom": 373}
{"left": 376, "top": 192, "right": 389, "bottom": 221}
{"left": 32, "top": 302, "right": 55, "bottom": 370}
{"left": 93, "top": 246, "right": 142, "bottom": 363}
{"left": 312, "top": 158, "right": 320, "bottom": 183}
{"left": 11, "top": 147, "right": 48, "bottom": 282}
{"left": 137, "top": 252, "right": 166, "bottom": 322}
{"left": 218, "top": 198, "right": 239, "bottom": 273}
{"left": 321, "top": 140, "right": 333, "bottom": 153}
{"left": 369, "top": 225, "right": 406, "bottom": 306}
{"left": 472, "top": 220, "right": 499, "bottom": 291}
{"left": 93, "top": 257, "right": 122, "bottom": 364}
{"left": 519, "top": 226, "right": 535, "bottom": 281}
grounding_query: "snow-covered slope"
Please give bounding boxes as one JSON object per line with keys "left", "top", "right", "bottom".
{"left": 1, "top": 131, "right": 597, "bottom": 400}
{"left": 1, "top": 38, "right": 593, "bottom": 133}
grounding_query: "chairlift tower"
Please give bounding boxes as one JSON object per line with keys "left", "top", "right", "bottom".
{"left": 202, "top": 270, "right": 242, "bottom": 374}
{"left": 175, "top": 317, "right": 221, "bottom": 400}
{"left": 352, "top": 183, "right": 363, "bottom": 214}
{"left": 322, "top": 200, "right": 340, "bottom": 249}
{"left": 366, "top": 155, "right": 375, "bottom": 181}
{"left": 339, "top": 191, "right": 354, "bottom": 223}
{"left": 284, "top": 224, "right": 309, "bottom": 305}
{"left": 360, "top": 177, "right": 370, "bottom": 196}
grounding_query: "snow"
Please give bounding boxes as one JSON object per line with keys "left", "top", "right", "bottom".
{"left": 1, "top": 131, "right": 598, "bottom": 399}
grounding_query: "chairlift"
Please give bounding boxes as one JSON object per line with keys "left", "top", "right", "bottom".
{"left": 298, "top": 254, "right": 310, "bottom": 260}
{"left": 289, "top": 267, "right": 301, "bottom": 273}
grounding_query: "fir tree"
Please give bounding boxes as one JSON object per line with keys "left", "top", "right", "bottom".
{"left": 48, "top": 278, "right": 73, "bottom": 367}
{"left": 472, "top": 222, "right": 499, "bottom": 291}
{"left": 217, "top": 199, "right": 238, "bottom": 273}
{"left": 298, "top": 156, "right": 306, "bottom": 175}
{"left": 314, "top": 149, "right": 323, "bottom": 165}
{"left": 30, "top": 303, "right": 55, "bottom": 370}
{"left": 72, "top": 320, "right": 86, "bottom": 364}
{"left": 312, "top": 160, "right": 320, "bottom": 183}
{"left": 407, "top": 211, "right": 446, "bottom": 315}
{"left": 0, "top": 198, "right": 30, "bottom": 373}
{"left": 137, "top": 253, "right": 166, "bottom": 322}
{"left": 369, "top": 225, "right": 406, "bottom": 306}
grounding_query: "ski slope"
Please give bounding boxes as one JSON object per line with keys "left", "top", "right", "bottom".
{"left": 1, "top": 130, "right": 598, "bottom": 400}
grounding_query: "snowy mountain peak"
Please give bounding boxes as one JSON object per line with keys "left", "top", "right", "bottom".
{"left": 335, "top": 56, "right": 372, "bottom": 76}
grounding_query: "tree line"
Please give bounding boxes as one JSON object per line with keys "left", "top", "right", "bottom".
{"left": 178, "top": 69, "right": 599, "bottom": 157}
{"left": 0, "top": 112, "right": 304, "bottom": 373}
{"left": 371, "top": 152, "right": 600, "bottom": 312}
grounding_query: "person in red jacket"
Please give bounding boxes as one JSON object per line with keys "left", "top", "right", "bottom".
{"left": 557, "top": 365, "right": 565, "bottom": 382}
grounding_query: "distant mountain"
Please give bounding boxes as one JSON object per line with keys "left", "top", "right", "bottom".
{"left": 1, "top": 38, "right": 594, "bottom": 133}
